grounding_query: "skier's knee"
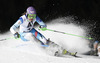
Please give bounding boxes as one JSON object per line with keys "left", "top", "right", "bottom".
{"left": 40, "top": 37, "right": 47, "bottom": 44}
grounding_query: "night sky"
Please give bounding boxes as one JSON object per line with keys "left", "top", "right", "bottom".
{"left": 0, "top": 0, "right": 100, "bottom": 40}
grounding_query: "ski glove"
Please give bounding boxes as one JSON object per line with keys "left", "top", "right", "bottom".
{"left": 14, "top": 32, "right": 20, "bottom": 39}
{"left": 39, "top": 26, "right": 47, "bottom": 31}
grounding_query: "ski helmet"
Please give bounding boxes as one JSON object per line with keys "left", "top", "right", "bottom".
{"left": 26, "top": 6, "right": 36, "bottom": 14}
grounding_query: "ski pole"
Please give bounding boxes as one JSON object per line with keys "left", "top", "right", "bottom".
{"left": 39, "top": 28, "right": 93, "bottom": 40}
{"left": 0, "top": 37, "right": 19, "bottom": 41}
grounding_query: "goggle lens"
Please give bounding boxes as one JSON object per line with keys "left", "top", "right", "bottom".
{"left": 28, "top": 14, "right": 36, "bottom": 19}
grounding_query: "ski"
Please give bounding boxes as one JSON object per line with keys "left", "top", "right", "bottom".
{"left": 54, "top": 51, "right": 81, "bottom": 58}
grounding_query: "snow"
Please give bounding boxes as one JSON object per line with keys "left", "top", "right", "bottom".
{"left": 0, "top": 18, "right": 100, "bottom": 63}
{"left": 0, "top": 47, "right": 100, "bottom": 63}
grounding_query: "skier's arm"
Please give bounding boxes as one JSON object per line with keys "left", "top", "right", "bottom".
{"left": 10, "top": 17, "right": 23, "bottom": 34}
{"left": 36, "top": 16, "right": 47, "bottom": 28}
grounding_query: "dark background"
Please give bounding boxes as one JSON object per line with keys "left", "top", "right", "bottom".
{"left": 0, "top": 0, "right": 100, "bottom": 40}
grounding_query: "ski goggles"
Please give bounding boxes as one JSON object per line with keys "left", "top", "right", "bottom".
{"left": 28, "top": 14, "right": 36, "bottom": 19}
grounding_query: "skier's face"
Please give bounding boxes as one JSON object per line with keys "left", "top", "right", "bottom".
{"left": 28, "top": 14, "right": 36, "bottom": 21}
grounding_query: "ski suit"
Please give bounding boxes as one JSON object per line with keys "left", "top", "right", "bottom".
{"left": 10, "top": 15, "right": 47, "bottom": 45}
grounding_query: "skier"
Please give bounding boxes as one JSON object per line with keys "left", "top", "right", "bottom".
{"left": 10, "top": 6, "right": 76, "bottom": 57}
{"left": 10, "top": 6, "right": 49, "bottom": 45}
{"left": 93, "top": 40, "right": 100, "bottom": 57}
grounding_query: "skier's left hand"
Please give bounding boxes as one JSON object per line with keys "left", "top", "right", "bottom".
{"left": 39, "top": 26, "right": 47, "bottom": 31}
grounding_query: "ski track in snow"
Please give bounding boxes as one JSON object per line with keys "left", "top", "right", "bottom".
{"left": 0, "top": 18, "right": 100, "bottom": 63}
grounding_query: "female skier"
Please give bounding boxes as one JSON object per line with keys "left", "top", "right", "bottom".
{"left": 10, "top": 6, "right": 49, "bottom": 45}
{"left": 10, "top": 6, "right": 76, "bottom": 56}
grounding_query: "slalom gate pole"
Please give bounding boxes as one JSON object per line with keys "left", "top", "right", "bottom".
{"left": 41, "top": 28, "right": 93, "bottom": 40}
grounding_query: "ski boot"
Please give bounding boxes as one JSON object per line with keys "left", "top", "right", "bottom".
{"left": 90, "top": 49, "right": 98, "bottom": 56}
{"left": 54, "top": 51, "right": 60, "bottom": 56}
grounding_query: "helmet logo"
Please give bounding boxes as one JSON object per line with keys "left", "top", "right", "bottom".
{"left": 30, "top": 11, "right": 35, "bottom": 14}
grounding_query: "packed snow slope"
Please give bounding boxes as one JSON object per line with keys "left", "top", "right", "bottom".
{"left": 0, "top": 17, "right": 100, "bottom": 63}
